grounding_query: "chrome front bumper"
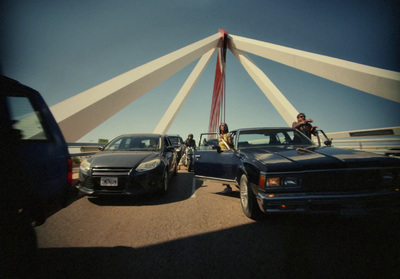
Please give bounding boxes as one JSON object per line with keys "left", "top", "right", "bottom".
{"left": 257, "top": 188, "right": 400, "bottom": 215}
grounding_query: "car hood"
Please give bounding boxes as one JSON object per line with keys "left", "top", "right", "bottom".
{"left": 246, "top": 146, "right": 400, "bottom": 172}
{"left": 88, "top": 151, "right": 159, "bottom": 168}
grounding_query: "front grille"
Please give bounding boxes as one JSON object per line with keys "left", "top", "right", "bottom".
{"left": 91, "top": 167, "right": 132, "bottom": 190}
{"left": 302, "top": 168, "right": 398, "bottom": 192}
{"left": 92, "top": 167, "right": 131, "bottom": 176}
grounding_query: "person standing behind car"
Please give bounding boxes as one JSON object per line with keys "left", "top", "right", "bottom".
{"left": 218, "top": 123, "right": 233, "bottom": 150}
{"left": 178, "top": 134, "right": 196, "bottom": 169}
{"left": 218, "top": 123, "right": 234, "bottom": 194}
{"left": 184, "top": 134, "right": 196, "bottom": 148}
{"left": 292, "top": 113, "right": 317, "bottom": 139}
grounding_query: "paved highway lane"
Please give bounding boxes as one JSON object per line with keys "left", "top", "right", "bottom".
{"left": 34, "top": 170, "right": 400, "bottom": 279}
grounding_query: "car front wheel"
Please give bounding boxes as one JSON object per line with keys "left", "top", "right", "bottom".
{"left": 160, "top": 169, "right": 169, "bottom": 194}
{"left": 240, "top": 174, "right": 262, "bottom": 220}
{"left": 187, "top": 158, "right": 193, "bottom": 172}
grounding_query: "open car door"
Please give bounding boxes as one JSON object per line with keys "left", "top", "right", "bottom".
{"left": 194, "top": 132, "right": 240, "bottom": 183}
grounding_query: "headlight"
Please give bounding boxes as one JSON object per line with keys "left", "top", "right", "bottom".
{"left": 381, "top": 169, "right": 400, "bottom": 187}
{"left": 284, "top": 177, "right": 300, "bottom": 188}
{"left": 136, "top": 159, "right": 161, "bottom": 172}
{"left": 266, "top": 177, "right": 281, "bottom": 188}
{"left": 263, "top": 176, "right": 300, "bottom": 188}
{"left": 80, "top": 159, "right": 91, "bottom": 175}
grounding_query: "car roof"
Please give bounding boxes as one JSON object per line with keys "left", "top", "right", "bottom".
{"left": 233, "top": 127, "right": 295, "bottom": 132}
{"left": 115, "top": 133, "right": 163, "bottom": 137}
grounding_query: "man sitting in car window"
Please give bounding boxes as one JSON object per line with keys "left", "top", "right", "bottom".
{"left": 292, "top": 113, "right": 317, "bottom": 139}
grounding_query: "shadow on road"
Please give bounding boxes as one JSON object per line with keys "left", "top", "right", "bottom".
{"left": 30, "top": 214, "right": 399, "bottom": 279}
{"left": 85, "top": 172, "right": 199, "bottom": 207}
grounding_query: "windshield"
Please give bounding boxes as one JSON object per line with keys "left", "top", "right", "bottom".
{"left": 237, "top": 129, "right": 314, "bottom": 148}
{"left": 104, "top": 136, "right": 161, "bottom": 151}
{"left": 199, "top": 133, "right": 218, "bottom": 147}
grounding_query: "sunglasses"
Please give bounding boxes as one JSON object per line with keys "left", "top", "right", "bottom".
{"left": 298, "top": 115, "right": 305, "bottom": 118}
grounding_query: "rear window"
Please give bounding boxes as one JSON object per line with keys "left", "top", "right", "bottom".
{"left": 7, "top": 96, "right": 51, "bottom": 141}
{"left": 169, "top": 136, "right": 183, "bottom": 146}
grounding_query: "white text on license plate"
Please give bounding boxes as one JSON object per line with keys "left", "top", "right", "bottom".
{"left": 100, "top": 177, "right": 118, "bottom": 186}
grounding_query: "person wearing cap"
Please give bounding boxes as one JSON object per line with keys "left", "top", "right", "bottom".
{"left": 292, "top": 113, "right": 317, "bottom": 139}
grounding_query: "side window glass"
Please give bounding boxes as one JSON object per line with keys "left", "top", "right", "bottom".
{"left": 7, "top": 96, "right": 49, "bottom": 141}
{"left": 105, "top": 138, "right": 123, "bottom": 150}
{"left": 231, "top": 132, "right": 237, "bottom": 146}
{"left": 164, "top": 138, "right": 171, "bottom": 147}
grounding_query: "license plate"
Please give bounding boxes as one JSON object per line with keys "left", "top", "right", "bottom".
{"left": 100, "top": 177, "right": 118, "bottom": 186}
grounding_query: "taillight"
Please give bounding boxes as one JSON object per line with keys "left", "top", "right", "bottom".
{"left": 67, "top": 157, "right": 73, "bottom": 186}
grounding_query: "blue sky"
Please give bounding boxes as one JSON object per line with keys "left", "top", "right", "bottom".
{"left": 1, "top": 0, "right": 399, "bottom": 143}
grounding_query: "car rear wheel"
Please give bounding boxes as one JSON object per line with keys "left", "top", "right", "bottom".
{"left": 240, "top": 174, "right": 262, "bottom": 220}
{"left": 1, "top": 210, "right": 38, "bottom": 277}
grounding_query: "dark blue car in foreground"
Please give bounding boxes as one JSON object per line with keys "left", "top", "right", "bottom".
{"left": 194, "top": 127, "right": 400, "bottom": 219}
{"left": 1, "top": 76, "right": 72, "bottom": 276}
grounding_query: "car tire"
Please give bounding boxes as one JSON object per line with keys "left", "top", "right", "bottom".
{"left": 1, "top": 210, "right": 38, "bottom": 277}
{"left": 173, "top": 162, "right": 178, "bottom": 176}
{"left": 187, "top": 158, "right": 193, "bottom": 172}
{"left": 239, "top": 174, "right": 263, "bottom": 220}
{"left": 160, "top": 169, "right": 169, "bottom": 194}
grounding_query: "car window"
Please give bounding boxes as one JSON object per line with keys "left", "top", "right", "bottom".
{"left": 199, "top": 133, "right": 218, "bottom": 147}
{"left": 7, "top": 96, "right": 50, "bottom": 141}
{"left": 238, "top": 129, "right": 314, "bottom": 148}
{"left": 164, "top": 137, "right": 172, "bottom": 148}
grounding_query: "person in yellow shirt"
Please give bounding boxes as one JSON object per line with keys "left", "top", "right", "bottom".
{"left": 218, "top": 123, "right": 233, "bottom": 150}
{"left": 218, "top": 123, "right": 234, "bottom": 194}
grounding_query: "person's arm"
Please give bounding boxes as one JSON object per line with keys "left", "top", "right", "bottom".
{"left": 292, "top": 121, "right": 302, "bottom": 128}
{"left": 293, "top": 119, "right": 313, "bottom": 129}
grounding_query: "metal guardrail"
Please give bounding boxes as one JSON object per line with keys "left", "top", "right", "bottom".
{"left": 68, "top": 142, "right": 105, "bottom": 156}
{"left": 322, "top": 126, "right": 400, "bottom": 156}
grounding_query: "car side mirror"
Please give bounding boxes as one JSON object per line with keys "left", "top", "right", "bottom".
{"left": 213, "top": 145, "right": 222, "bottom": 153}
{"left": 324, "top": 140, "right": 332, "bottom": 146}
{"left": 166, "top": 146, "right": 175, "bottom": 152}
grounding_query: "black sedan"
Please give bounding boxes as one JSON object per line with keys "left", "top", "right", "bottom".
{"left": 79, "top": 134, "right": 177, "bottom": 196}
{"left": 194, "top": 127, "right": 400, "bottom": 219}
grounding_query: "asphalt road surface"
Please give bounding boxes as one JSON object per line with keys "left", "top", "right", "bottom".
{"left": 33, "top": 170, "right": 400, "bottom": 279}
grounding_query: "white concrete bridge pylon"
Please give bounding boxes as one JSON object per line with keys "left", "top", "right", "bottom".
{"left": 153, "top": 48, "right": 217, "bottom": 134}
{"left": 50, "top": 33, "right": 222, "bottom": 142}
{"left": 229, "top": 34, "right": 400, "bottom": 103}
{"left": 48, "top": 31, "right": 400, "bottom": 143}
{"left": 229, "top": 45, "right": 299, "bottom": 126}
